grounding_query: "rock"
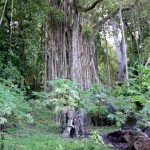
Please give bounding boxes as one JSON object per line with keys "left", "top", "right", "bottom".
{"left": 121, "top": 115, "right": 143, "bottom": 130}
{"left": 143, "top": 127, "right": 150, "bottom": 138}
{"left": 104, "top": 129, "right": 150, "bottom": 150}
{"left": 137, "top": 120, "right": 150, "bottom": 137}
{"left": 121, "top": 115, "right": 137, "bottom": 129}
{"left": 107, "top": 130, "right": 125, "bottom": 143}
{"left": 103, "top": 127, "right": 150, "bottom": 150}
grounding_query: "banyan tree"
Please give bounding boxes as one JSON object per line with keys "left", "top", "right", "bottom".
{"left": 44, "top": 0, "right": 102, "bottom": 137}
{"left": 44, "top": 0, "right": 139, "bottom": 137}
{"left": 45, "top": 0, "right": 101, "bottom": 89}
{"left": 44, "top": 0, "right": 138, "bottom": 89}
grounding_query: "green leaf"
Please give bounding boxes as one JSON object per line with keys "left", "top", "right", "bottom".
{"left": 0, "top": 117, "right": 7, "bottom": 125}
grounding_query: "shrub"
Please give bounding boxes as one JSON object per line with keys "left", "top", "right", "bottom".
{"left": 0, "top": 78, "right": 32, "bottom": 124}
{"left": 33, "top": 79, "right": 81, "bottom": 114}
{"left": 108, "top": 65, "right": 150, "bottom": 126}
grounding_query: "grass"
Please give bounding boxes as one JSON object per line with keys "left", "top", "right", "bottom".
{"left": 1, "top": 110, "right": 115, "bottom": 150}
{"left": 3, "top": 133, "right": 113, "bottom": 150}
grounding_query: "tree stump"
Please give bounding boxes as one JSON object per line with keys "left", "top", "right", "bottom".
{"left": 60, "top": 107, "right": 85, "bottom": 138}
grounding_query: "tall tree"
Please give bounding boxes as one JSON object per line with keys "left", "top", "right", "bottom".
{"left": 112, "top": 1, "right": 128, "bottom": 83}
{"left": 46, "top": 0, "right": 102, "bottom": 89}
{"left": 45, "top": 0, "right": 140, "bottom": 87}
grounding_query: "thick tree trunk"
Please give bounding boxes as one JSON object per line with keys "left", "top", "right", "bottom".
{"left": 61, "top": 107, "right": 85, "bottom": 138}
{"left": 45, "top": 0, "right": 100, "bottom": 89}
{"left": 71, "top": 8, "right": 81, "bottom": 83}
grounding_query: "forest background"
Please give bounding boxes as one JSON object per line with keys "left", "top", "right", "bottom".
{"left": 0, "top": 0, "right": 150, "bottom": 149}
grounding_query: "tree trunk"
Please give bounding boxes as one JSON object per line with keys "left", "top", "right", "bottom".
{"left": 61, "top": 107, "right": 85, "bottom": 138}
{"left": 71, "top": 6, "right": 81, "bottom": 84}
{"left": 45, "top": 0, "right": 100, "bottom": 89}
{"left": 113, "top": 19, "right": 128, "bottom": 83}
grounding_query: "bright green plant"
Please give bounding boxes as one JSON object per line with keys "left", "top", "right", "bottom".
{"left": 83, "top": 23, "right": 94, "bottom": 39}
{"left": 80, "top": 83, "right": 110, "bottom": 115}
{"left": 0, "top": 60, "right": 23, "bottom": 84}
{"left": 4, "top": 133, "right": 112, "bottom": 150}
{"left": 33, "top": 79, "right": 81, "bottom": 114}
{"left": 49, "top": 6, "right": 64, "bottom": 24}
{"left": 109, "top": 65, "right": 150, "bottom": 126}
{"left": 89, "top": 131, "right": 104, "bottom": 145}
{"left": 0, "top": 78, "right": 32, "bottom": 124}
{"left": 108, "top": 97, "right": 133, "bottom": 126}
{"left": 33, "top": 79, "right": 112, "bottom": 120}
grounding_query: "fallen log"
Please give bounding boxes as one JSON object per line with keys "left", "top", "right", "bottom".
{"left": 103, "top": 129, "right": 150, "bottom": 150}
{"left": 122, "top": 130, "right": 150, "bottom": 150}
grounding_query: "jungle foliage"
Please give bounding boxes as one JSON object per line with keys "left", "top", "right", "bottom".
{"left": 0, "top": 0, "right": 150, "bottom": 149}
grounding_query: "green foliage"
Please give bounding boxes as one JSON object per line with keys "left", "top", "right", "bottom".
{"left": 83, "top": 23, "right": 94, "bottom": 39}
{"left": 0, "top": 59, "right": 23, "bottom": 84}
{"left": 33, "top": 79, "right": 81, "bottom": 113}
{"left": 89, "top": 131, "right": 104, "bottom": 145}
{"left": 33, "top": 79, "right": 112, "bottom": 121}
{"left": 80, "top": 84, "right": 110, "bottom": 115}
{"left": 3, "top": 109, "right": 113, "bottom": 150}
{"left": 109, "top": 65, "right": 150, "bottom": 126}
{"left": 97, "top": 34, "right": 118, "bottom": 84}
{"left": 2, "top": 108, "right": 114, "bottom": 150}
{"left": 49, "top": 6, "right": 64, "bottom": 24}
{"left": 139, "top": 37, "right": 150, "bottom": 63}
{"left": 2, "top": 108, "right": 116, "bottom": 150}
{"left": 0, "top": 0, "right": 48, "bottom": 89}
{"left": 0, "top": 78, "right": 32, "bottom": 124}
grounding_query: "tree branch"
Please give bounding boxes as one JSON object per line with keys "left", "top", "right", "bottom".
{"left": 77, "top": 0, "right": 103, "bottom": 12}
{"left": 95, "top": 0, "right": 138, "bottom": 27}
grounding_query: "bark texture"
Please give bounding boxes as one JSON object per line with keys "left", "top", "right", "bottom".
{"left": 60, "top": 107, "right": 84, "bottom": 138}
{"left": 45, "top": 0, "right": 100, "bottom": 89}
{"left": 113, "top": 19, "right": 128, "bottom": 83}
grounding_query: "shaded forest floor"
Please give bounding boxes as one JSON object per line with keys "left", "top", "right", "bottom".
{"left": 1, "top": 110, "right": 118, "bottom": 150}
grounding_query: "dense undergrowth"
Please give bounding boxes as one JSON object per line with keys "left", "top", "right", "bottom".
{"left": 0, "top": 78, "right": 32, "bottom": 124}
{"left": 0, "top": 65, "right": 149, "bottom": 150}
{"left": 0, "top": 0, "right": 150, "bottom": 149}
